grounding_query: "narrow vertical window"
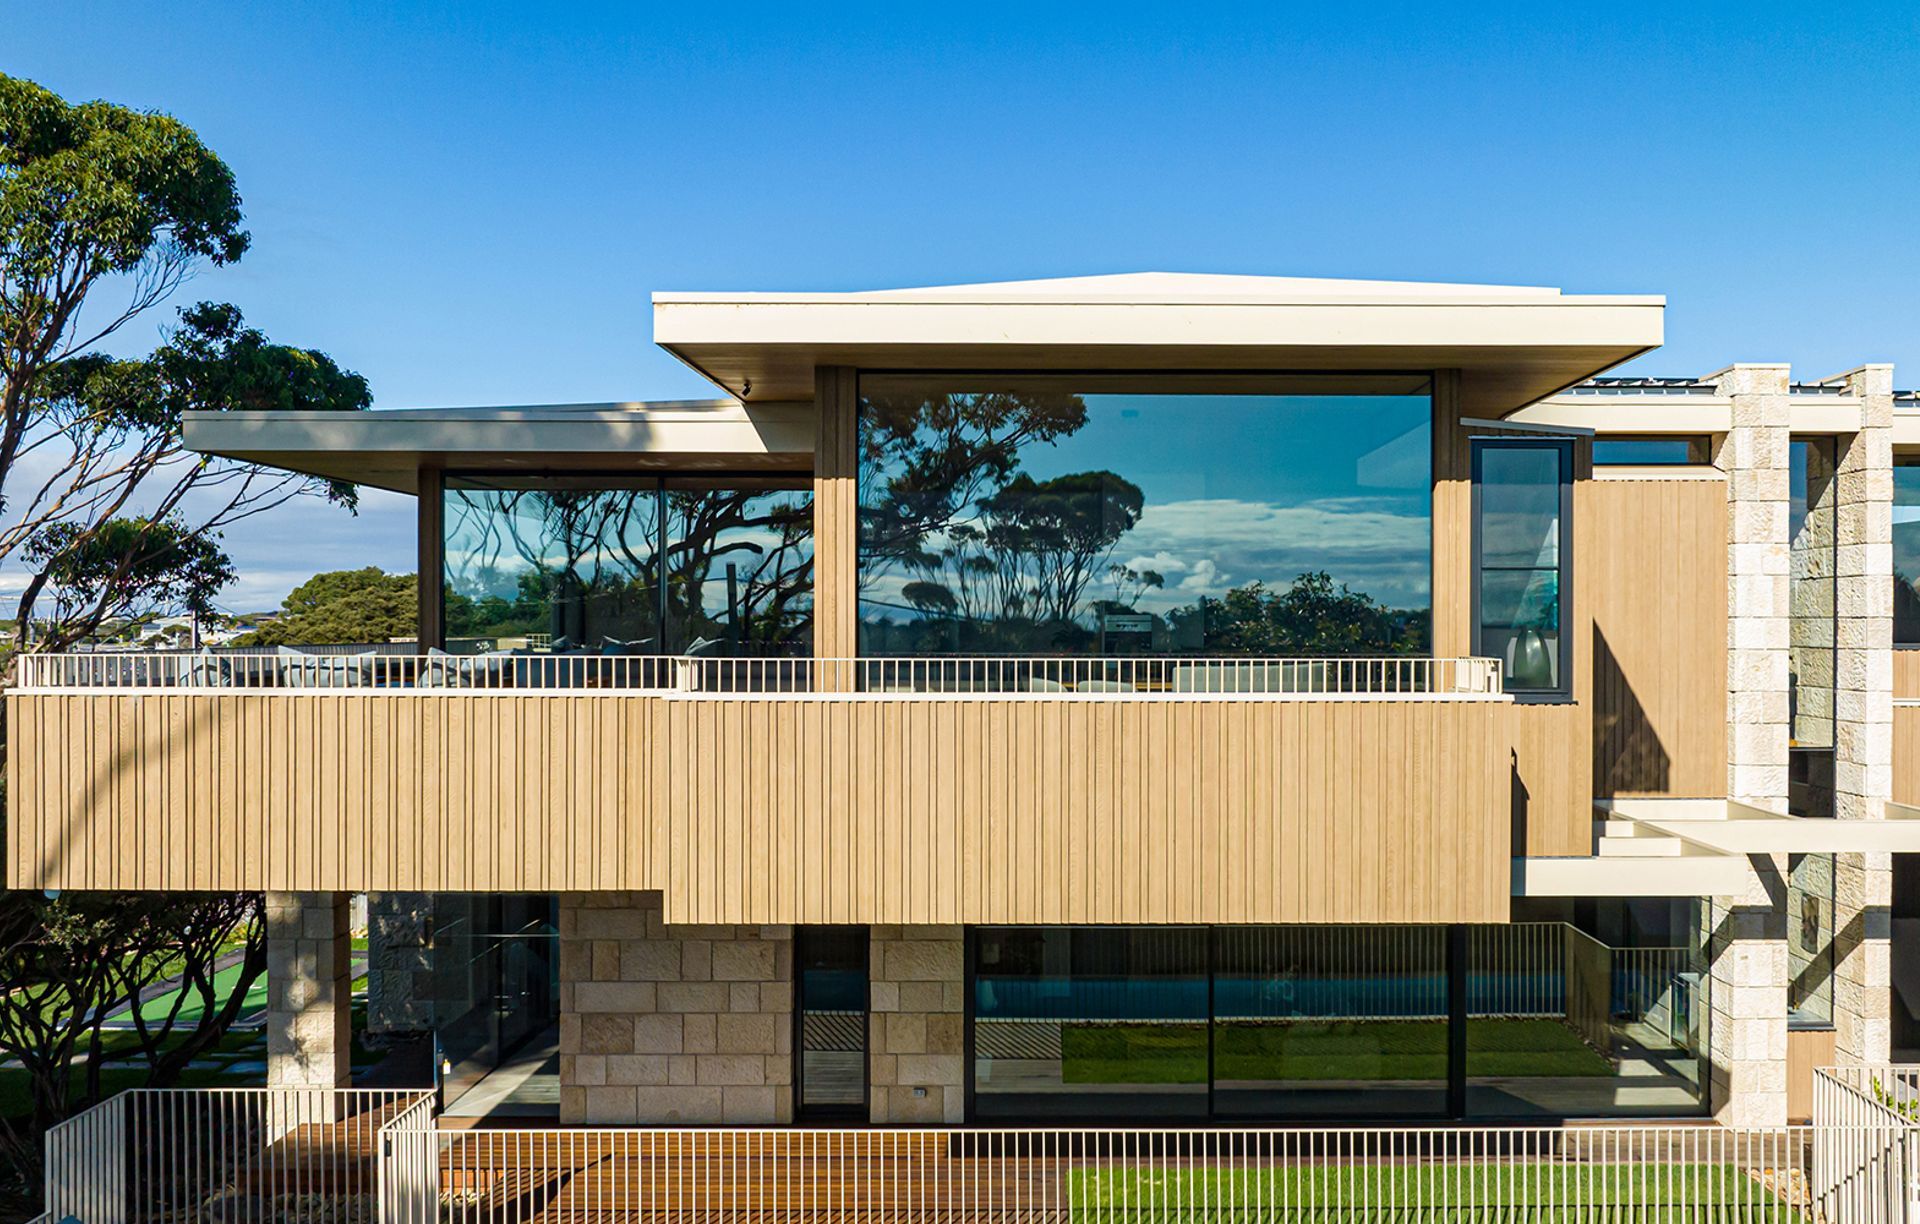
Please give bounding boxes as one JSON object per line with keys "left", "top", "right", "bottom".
{"left": 1473, "top": 438, "right": 1572, "bottom": 696}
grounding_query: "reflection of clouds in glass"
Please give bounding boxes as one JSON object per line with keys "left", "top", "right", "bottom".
{"left": 863, "top": 495, "right": 1432, "bottom": 620}
{"left": 1119, "top": 497, "right": 1431, "bottom": 609}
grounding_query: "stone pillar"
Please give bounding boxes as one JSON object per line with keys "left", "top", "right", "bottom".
{"left": 1706, "top": 363, "right": 1792, "bottom": 1127}
{"left": 365, "top": 892, "right": 435, "bottom": 1037}
{"left": 557, "top": 892, "right": 793, "bottom": 1124}
{"left": 1834, "top": 364, "right": 1896, "bottom": 1064}
{"left": 870, "top": 925, "right": 965, "bottom": 1124}
{"left": 266, "top": 891, "right": 353, "bottom": 1089}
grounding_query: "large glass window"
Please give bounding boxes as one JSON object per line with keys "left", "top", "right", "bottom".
{"left": 970, "top": 920, "right": 1709, "bottom": 1122}
{"left": 1473, "top": 439, "right": 1572, "bottom": 695}
{"left": 1788, "top": 853, "right": 1836, "bottom": 1028}
{"left": 972, "top": 927, "right": 1209, "bottom": 1121}
{"left": 1212, "top": 926, "right": 1448, "bottom": 1120}
{"left": 443, "top": 476, "right": 812, "bottom": 656}
{"left": 857, "top": 375, "right": 1433, "bottom": 657}
{"left": 1468, "top": 903, "right": 1709, "bottom": 1119}
{"left": 1895, "top": 460, "right": 1920, "bottom": 645}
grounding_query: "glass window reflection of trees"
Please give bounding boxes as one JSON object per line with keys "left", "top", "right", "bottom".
{"left": 856, "top": 377, "right": 1434, "bottom": 657}
{"left": 443, "top": 476, "right": 813, "bottom": 656}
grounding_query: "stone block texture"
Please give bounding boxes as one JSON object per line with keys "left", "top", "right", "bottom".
{"left": 1834, "top": 364, "right": 1895, "bottom": 1064}
{"left": 558, "top": 892, "right": 793, "bottom": 1124}
{"left": 266, "top": 891, "right": 352, "bottom": 1089}
{"left": 366, "top": 891, "right": 434, "bottom": 1036}
{"left": 870, "top": 925, "right": 965, "bottom": 1124}
{"left": 1707, "top": 364, "right": 1791, "bottom": 1128}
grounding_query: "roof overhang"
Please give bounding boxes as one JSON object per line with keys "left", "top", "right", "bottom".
{"left": 1514, "top": 797, "right": 1920, "bottom": 898}
{"left": 653, "top": 273, "right": 1665, "bottom": 417}
{"left": 1633, "top": 799, "right": 1920, "bottom": 853}
{"left": 1512, "top": 389, "right": 1869, "bottom": 435}
{"left": 181, "top": 400, "right": 814, "bottom": 495}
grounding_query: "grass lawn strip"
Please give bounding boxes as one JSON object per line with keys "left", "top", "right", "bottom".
{"left": 1067, "top": 1162, "right": 1779, "bottom": 1211}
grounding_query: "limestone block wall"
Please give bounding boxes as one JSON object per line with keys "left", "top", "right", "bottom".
{"left": 265, "top": 891, "right": 352, "bottom": 1089}
{"left": 870, "top": 925, "right": 966, "bottom": 1124}
{"left": 558, "top": 891, "right": 793, "bottom": 1124}
{"left": 1835, "top": 364, "right": 1896, "bottom": 1064}
{"left": 1707, "top": 363, "right": 1792, "bottom": 1128}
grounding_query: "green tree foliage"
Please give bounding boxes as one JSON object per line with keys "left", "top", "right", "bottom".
{"left": 858, "top": 389, "right": 1089, "bottom": 576}
{"left": 1177, "top": 572, "right": 1428, "bottom": 656}
{"left": 236, "top": 568, "right": 417, "bottom": 646}
{"left": 23, "top": 516, "right": 234, "bottom": 627}
{"left": 0, "top": 75, "right": 370, "bottom": 1193}
{"left": 0, "top": 74, "right": 368, "bottom": 652}
{"left": 0, "top": 893, "right": 262, "bottom": 1184}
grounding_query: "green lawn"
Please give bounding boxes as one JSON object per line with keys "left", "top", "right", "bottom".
{"left": 1061, "top": 1019, "right": 1613, "bottom": 1084}
{"left": 0, "top": 993, "right": 387, "bottom": 1120}
{"left": 1066, "top": 1164, "right": 1780, "bottom": 1215}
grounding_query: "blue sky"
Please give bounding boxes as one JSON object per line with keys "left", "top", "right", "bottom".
{"left": 11, "top": 2, "right": 1920, "bottom": 610}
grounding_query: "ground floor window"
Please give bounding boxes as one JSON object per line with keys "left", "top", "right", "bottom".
{"left": 970, "top": 918, "right": 1708, "bottom": 1122}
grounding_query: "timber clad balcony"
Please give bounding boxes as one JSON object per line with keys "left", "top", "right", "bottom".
{"left": 8, "top": 652, "right": 1517, "bottom": 924}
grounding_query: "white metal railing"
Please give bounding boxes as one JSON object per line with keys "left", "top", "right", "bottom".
{"left": 15, "top": 650, "right": 1506, "bottom": 698}
{"left": 376, "top": 1122, "right": 1858, "bottom": 1224}
{"left": 39, "top": 1086, "right": 432, "bottom": 1224}
{"left": 34, "top": 1084, "right": 1920, "bottom": 1223}
{"left": 1812, "top": 1066, "right": 1920, "bottom": 1222}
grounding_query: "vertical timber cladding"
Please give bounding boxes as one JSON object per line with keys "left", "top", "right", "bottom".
{"left": 1587, "top": 477, "right": 1729, "bottom": 798}
{"left": 1896, "top": 651, "right": 1920, "bottom": 804}
{"left": 659, "top": 695, "right": 1514, "bottom": 927}
{"left": 812, "top": 366, "right": 859, "bottom": 667}
{"left": 7, "top": 690, "right": 1511, "bottom": 923}
{"left": 1432, "top": 371, "right": 1594, "bottom": 858}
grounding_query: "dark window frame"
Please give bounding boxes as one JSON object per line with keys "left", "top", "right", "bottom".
{"left": 1470, "top": 437, "right": 1575, "bottom": 700}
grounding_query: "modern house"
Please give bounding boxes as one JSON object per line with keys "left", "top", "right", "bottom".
{"left": 14, "top": 271, "right": 1920, "bottom": 1136}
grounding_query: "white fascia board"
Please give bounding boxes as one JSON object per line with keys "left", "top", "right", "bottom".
{"left": 1512, "top": 854, "right": 1751, "bottom": 897}
{"left": 1505, "top": 397, "right": 1732, "bottom": 434}
{"left": 1893, "top": 413, "right": 1920, "bottom": 448}
{"left": 1789, "top": 398, "right": 1864, "bottom": 433}
{"left": 183, "top": 401, "right": 815, "bottom": 458}
{"left": 1632, "top": 804, "right": 1920, "bottom": 853}
{"left": 653, "top": 300, "right": 1664, "bottom": 351}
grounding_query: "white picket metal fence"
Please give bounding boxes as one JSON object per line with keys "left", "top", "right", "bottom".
{"left": 15, "top": 650, "right": 1506, "bottom": 698}
{"left": 382, "top": 1122, "right": 1852, "bottom": 1223}
{"left": 34, "top": 1078, "right": 1920, "bottom": 1222}
{"left": 1812, "top": 1067, "right": 1920, "bottom": 1223}
{"left": 39, "top": 1086, "right": 432, "bottom": 1224}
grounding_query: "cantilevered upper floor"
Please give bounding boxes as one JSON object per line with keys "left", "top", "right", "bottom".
{"left": 20, "top": 272, "right": 1911, "bottom": 923}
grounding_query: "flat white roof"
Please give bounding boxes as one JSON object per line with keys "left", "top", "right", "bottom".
{"left": 653, "top": 271, "right": 1665, "bottom": 415}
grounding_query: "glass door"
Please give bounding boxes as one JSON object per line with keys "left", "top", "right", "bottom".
{"left": 796, "top": 926, "right": 868, "bottom": 1119}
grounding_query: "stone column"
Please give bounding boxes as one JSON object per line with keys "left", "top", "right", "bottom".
{"left": 870, "top": 926, "right": 965, "bottom": 1124}
{"left": 557, "top": 892, "right": 793, "bottom": 1124}
{"left": 1834, "top": 364, "right": 1896, "bottom": 1064}
{"left": 266, "top": 891, "right": 353, "bottom": 1089}
{"left": 1706, "top": 363, "right": 1792, "bottom": 1127}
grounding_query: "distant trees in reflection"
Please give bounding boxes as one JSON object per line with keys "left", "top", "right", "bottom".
{"left": 858, "top": 389, "right": 1427, "bottom": 656}
{"left": 443, "top": 483, "right": 813, "bottom": 654}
